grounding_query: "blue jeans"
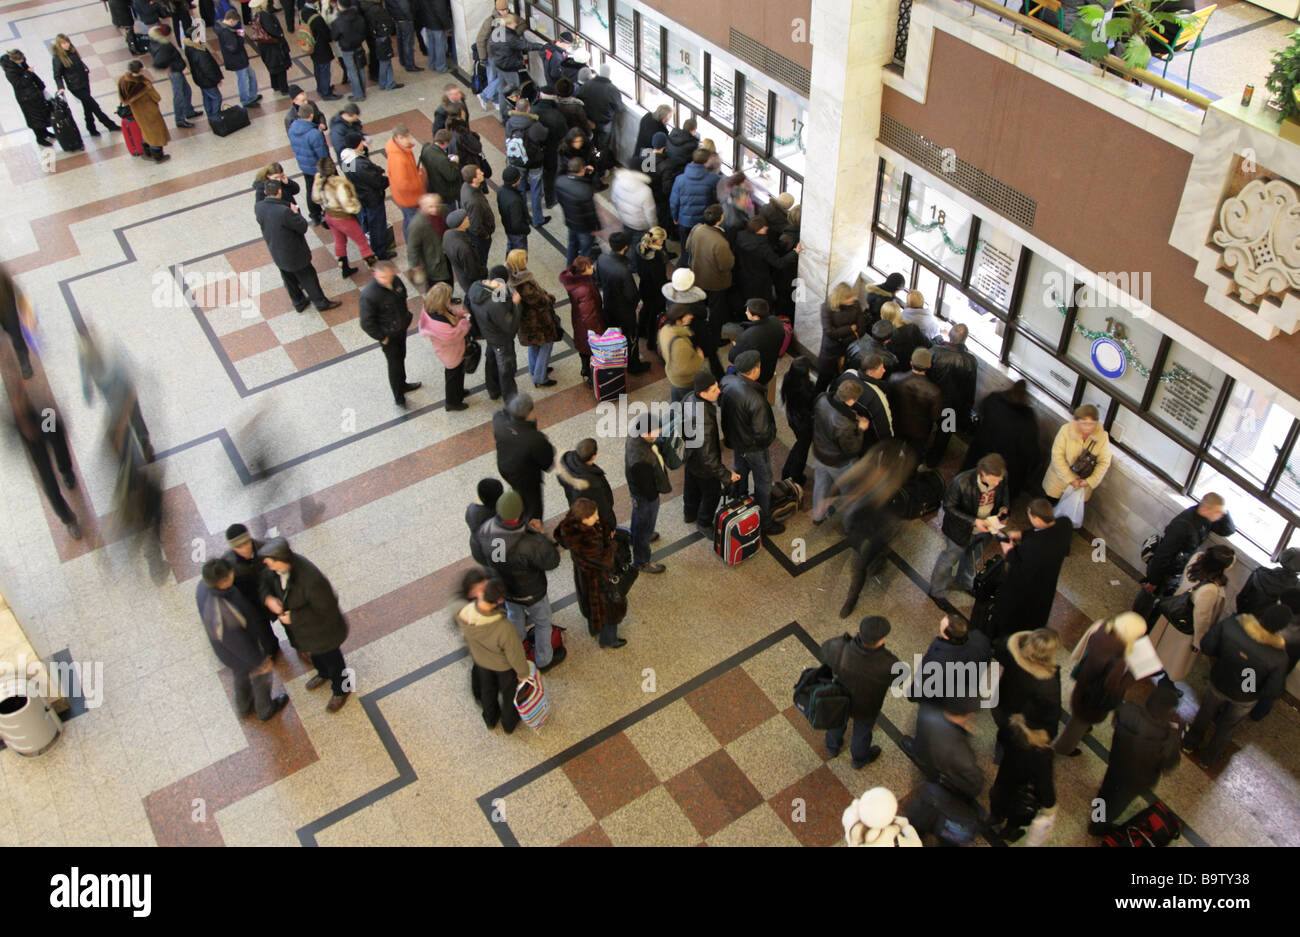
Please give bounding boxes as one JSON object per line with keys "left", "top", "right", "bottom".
{"left": 630, "top": 494, "right": 660, "bottom": 568}
{"left": 527, "top": 343, "right": 553, "bottom": 384}
{"left": 311, "top": 60, "right": 331, "bottom": 98}
{"left": 826, "top": 717, "right": 875, "bottom": 763}
{"left": 526, "top": 168, "right": 545, "bottom": 225}
{"left": 342, "top": 51, "right": 366, "bottom": 99}
{"left": 812, "top": 459, "right": 850, "bottom": 522}
{"left": 506, "top": 233, "right": 528, "bottom": 253}
{"left": 200, "top": 86, "right": 222, "bottom": 121}
{"left": 236, "top": 66, "right": 259, "bottom": 105}
{"left": 395, "top": 19, "right": 415, "bottom": 69}
{"left": 929, "top": 532, "right": 992, "bottom": 598}
{"left": 378, "top": 57, "right": 396, "bottom": 89}
{"left": 483, "top": 60, "right": 501, "bottom": 105}
{"left": 169, "top": 71, "right": 193, "bottom": 125}
{"left": 566, "top": 228, "right": 594, "bottom": 267}
{"left": 505, "top": 596, "right": 553, "bottom": 668}
{"left": 734, "top": 449, "right": 775, "bottom": 531}
{"left": 398, "top": 204, "right": 418, "bottom": 240}
{"left": 422, "top": 27, "right": 447, "bottom": 71}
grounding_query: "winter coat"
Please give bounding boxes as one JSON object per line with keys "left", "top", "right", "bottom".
{"left": 360, "top": 0, "right": 397, "bottom": 53}
{"left": 253, "top": 175, "right": 299, "bottom": 208}
{"left": 419, "top": 142, "right": 461, "bottom": 206}
{"left": 468, "top": 280, "right": 519, "bottom": 347}
{"left": 386, "top": 136, "right": 424, "bottom": 209}
{"left": 851, "top": 372, "right": 893, "bottom": 448}
{"left": 1067, "top": 622, "right": 1135, "bottom": 725}
{"left": 555, "top": 95, "right": 591, "bottom": 133}
{"left": 682, "top": 391, "right": 730, "bottom": 484}
{"left": 196, "top": 581, "right": 269, "bottom": 673}
{"left": 819, "top": 300, "right": 867, "bottom": 359}
{"left": 466, "top": 501, "right": 495, "bottom": 564}
{"left": 312, "top": 173, "right": 362, "bottom": 219}
{"left": 888, "top": 323, "right": 931, "bottom": 375}
{"left": 909, "top": 631, "right": 993, "bottom": 709}
{"left": 119, "top": 77, "right": 168, "bottom": 146}
{"left": 493, "top": 409, "right": 556, "bottom": 494}
{"left": 505, "top": 109, "right": 548, "bottom": 170}
{"left": 555, "top": 170, "right": 598, "bottom": 232}
{"left": 445, "top": 229, "right": 486, "bottom": 293}
{"left": 626, "top": 433, "right": 671, "bottom": 502}
{"left": 636, "top": 243, "right": 671, "bottom": 318}
{"left": 258, "top": 553, "right": 349, "bottom": 655}
{"left": 634, "top": 112, "right": 668, "bottom": 155}
{"left": 107, "top": 0, "right": 135, "bottom": 28}
{"left": 595, "top": 251, "right": 638, "bottom": 332}
{"left": 670, "top": 162, "right": 722, "bottom": 231}
{"left": 820, "top": 632, "right": 900, "bottom": 724}
{"left": 812, "top": 394, "right": 864, "bottom": 468}
{"left": 728, "top": 315, "right": 786, "bottom": 386}
{"left": 734, "top": 228, "right": 796, "bottom": 306}
{"left": 342, "top": 149, "right": 388, "bottom": 209}
{"left": 406, "top": 211, "right": 451, "bottom": 284}
{"left": 1043, "top": 422, "right": 1112, "bottom": 501}
{"left": 1237, "top": 564, "right": 1300, "bottom": 617}
{"left": 254, "top": 196, "right": 312, "bottom": 270}
{"left": 221, "top": 540, "right": 274, "bottom": 625}
{"left": 1145, "top": 506, "right": 1236, "bottom": 592}
{"left": 553, "top": 515, "right": 621, "bottom": 631}
{"left": 532, "top": 95, "right": 568, "bottom": 171}
{"left": 928, "top": 340, "right": 977, "bottom": 431}
{"left": 288, "top": 119, "right": 330, "bottom": 175}
{"left": 939, "top": 467, "right": 1009, "bottom": 547}
{"left": 474, "top": 7, "right": 503, "bottom": 60}
{"left": 417, "top": 306, "right": 470, "bottom": 368}
{"left": 496, "top": 181, "right": 530, "bottom": 237}
{"left": 610, "top": 169, "right": 657, "bottom": 232}
{"left": 662, "top": 128, "right": 699, "bottom": 189}
{"left": 658, "top": 324, "right": 699, "bottom": 390}
{"left": 963, "top": 388, "right": 1041, "bottom": 499}
{"left": 473, "top": 515, "right": 560, "bottom": 605}
{"left": 1102, "top": 699, "right": 1181, "bottom": 805}
{"left": 515, "top": 278, "right": 559, "bottom": 347}
{"left": 255, "top": 12, "right": 291, "bottom": 72}
{"left": 330, "top": 6, "right": 370, "bottom": 50}
{"left": 358, "top": 276, "right": 412, "bottom": 342}
{"left": 559, "top": 268, "right": 603, "bottom": 355}
{"left": 458, "top": 601, "right": 528, "bottom": 677}
{"left": 719, "top": 371, "right": 776, "bottom": 454}
{"left": 686, "top": 223, "right": 734, "bottom": 292}
{"left": 576, "top": 74, "right": 621, "bottom": 126}
{"left": 51, "top": 49, "right": 92, "bottom": 94}
{"left": 149, "top": 37, "right": 186, "bottom": 73}
{"left": 887, "top": 370, "right": 942, "bottom": 449}
{"left": 183, "top": 39, "right": 222, "bottom": 88}
{"left": 556, "top": 450, "right": 616, "bottom": 530}
{"left": 489, "top": 22, "right": 544, "bottom": 71}
{"left": 302, "top": 8, "right": 335, "bottom": 64}
{"left": 1201, "top": 613, "right": 1289, "bottom": 703}
{"left": 1149, "top": 553, "right": 1228, "bottom": 682}
{"left": 987, "top": 517, "right": 1073, "bottom": 642}
{"left": 214, "top": 22, "right": 252, "bottom": 71}
{"left": 988, "top": 716, "right": 1056, "bottom": 822}
{"left": 994, "top": 631, "right": 1062, "bottom": 734}
{"left": 330, "top": 114, "right": 365, "bottom": 160}
{"left": 459, "top": 180, "right": 495, "bottom": 238}
{"left": 452, "top": 126, "right": 490, "bottom": 177}
{"left": 414, "top": 0, "right": 452, "bottom": 31}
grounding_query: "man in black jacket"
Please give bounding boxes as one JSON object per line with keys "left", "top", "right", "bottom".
{"left": 222, "top": 523, "right": 281, "bottom": 658}
{"left": 341, "top": 141, "right": 393, "bottom": 260}
{"left": 661, "top": 119, "right": 699, "bottom": 198}
{"left": 460, "top": 163, "right": 496, "bottom": 264}
{"left": 359, "top": 261, "right": 421, "bottom": 408}
{"left": 419, "top": 128, "right": 460, "bottom": 208}
{"left": 625, "top": 413, "right": 671, "bottom": 574}
{"left": 253, "top": 179, "right": 342, "bottom": 313}
{"left": 734, "top": 218, "right": 798, "bottom": 311}
{"left": 147, "top": 25, "right": 199, "bottom": 128}
{"left": 214, "top": 11, "right": 262, "bottom": 107}
{"left": 467, "top": 477, "right": 504, "bottom": 564}
{"left": 1142, "top": 494, "right": 1236, "bottom": 600}
{"left": 1090, "top": 680, "right": 1181, "bottom": 834}
{"left": 852, "top": 352, "right": 893, "bottom": 449}
{"left": 888, "top": 347, "right": 943, "bottom": 463}
{"left": 492, "top": 392, "right": 554, "bottom": 524}
{"left": 258, "top": 537, "right": 352, "bottom": 712}
{"left": 330, "top": 0, "right": 370, "bottom": 101}
{"left": 497, "top": 167, "right": 530, "bottom": 254}
{"left": 299, "top": 2, "right": 338, "bottom": 99}
{"left": 557, "top": 437, "right": 616, "bottom": 530}
{"left": 727, "top": 299, "right": 786, "bottom": 391}
{"left": 595, "top": 232, "right": 648, "bottom": 374}
{"left": 359, "top": 0, "right": 404, "bottom": 90}
{"left": 577, "top": 64, "right": 622, "bottom": 174}
{"left": 488, "top": 13, "right": 545, "bottom": 97}
{"left": 196, "top": 560, "right": 289, "bottom": 721}
{"left": 903, "top": 702, "right": 984, "bottom": 804}
{"left": 986, "top": 498, "right": 1073, "bottom": 641}
{"left": 929, "top": 454, "right": 1008, "bottom": 601}
{"left": 468, "top": 265, "right": 519, "bottom": 402}
{"left": 1237, "top": 549, "right": 1300, "bottom": 617}
{"left": 504, "top": 98, "right": 551, "bottom": 228}
{"left": 682, "top": 369, "right": 740, "bottom": 531}
{"left": 473, "top": 489, "right": 565, "bottom": 670}
{"left": 329, "top": 106, "right": 364, "bottom": 160}
{"left": 414, "top": 0, "right": 453, "bottom": 72}
{"left": 555, "top": 156, "right": 599, "bottom": 267}
{"left": 720, "top": 350, "right": 783, "bottom": 535}
{"left": 1182, "top": 604, "right": 1290, "bottom": 766}
{"left": 182, "top": 30, "right": 223, "bottom": 121}
{"left": 908, "top": 615, "right": 992, "bottom": 711}
{"left": 811, "top": 379, "right": 869, "bottom": 524}
{"left": 532, "top": 89, "right": 569, "bottom": 208}
{"left": 445, "top": 209, "right": 487, "bottom": 295}
{"left": 820, "top": 615, "right": 898, "bottom": 767}
{"left": 926, "top": 323, "right": 977, "bottom": 466}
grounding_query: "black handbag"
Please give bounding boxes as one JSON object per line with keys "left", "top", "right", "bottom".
{"left": 1069, "top": 439, "right": 1098, "bottom": 479}
{"left": 116, "top": 103, "right": 133, "bottom": 119}
{"left": 462, "top": 336, "right": 482, "bottom": 374}
{"left": 353, "top": 46, "right": 367, "bottom": 69}
{"left": 1157, "top": 582, "right": 1207, "bottom": 636}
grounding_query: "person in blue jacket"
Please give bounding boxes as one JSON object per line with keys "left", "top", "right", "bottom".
{"left": 288, "top": 104, "right": 330, "bottom": 226}
{"left": 669, "top": 149, "right": 721, "bottom": 239}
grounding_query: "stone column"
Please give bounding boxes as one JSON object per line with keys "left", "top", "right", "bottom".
{"left": 795, "top": 0, "right": 899, "bottom": 356}
{"left": 450, "top": 0, "right": 494, "bottom": 75}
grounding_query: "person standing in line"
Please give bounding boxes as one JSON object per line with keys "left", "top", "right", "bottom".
{"left": 1042, "top": 404, "right": 1112, "bottom": 506}
{"left": 406, "top": 193, "right": 452, "bottom": 290}
{"left": 467, "top": 478, "right": 504, "bottom": 562}
{"left": 925, "top": 323, "right": 977, "bottom": 467}
{"left": 147, "top": 24, "right": 199, "bottom": 128}
{"left": 473, "top": 0, "right": 510, "bottom": 110}
{"left": 298, "top": 2, "right": 339, "bottom": 100}
{"left": 258, "top": 537, "right": 352, "bottom": 713}
{"left": 359, "top": 260, "right": 421, "bottom": 408}
{"left": 610, "top": 165, "right": 658, "bottom": 258}
{"left": 727, "top": 299, "right": 788, "bottom": 399}
{"left": 358, "top": 0, "right": 404, "bottom": 91}
{"left": 685, "top": 204, "right": 735, "bottom": 377}
{"left": 554, "top": 155, "right": 599, "bottom": 267}
{"left": 312, "top": 155, "right": 376, "bottom": 276}
{"left": 681, "top": 369, "right": 741, "bottom": 532}
{"left": 556, "top": 437, "right": 617, "bottom": 531}
{"left": 328, "top": 103, "right": 364, "bottom": 160}
{"left": 985, "top": 498, "right": 1074, "bottom": 641}
{"left": 659, "top": 304, "right": 704, "bottom": 404}
{"left": 928, "top": 454, "right": 1008, "bottom": 602}
{"left": 51, "top": 35, "right": 120, "bottom": 137}
{"left": 559, "top": 256, "right": 604, "bottom": 384}
{"left": 1148, "top": 544, "right": 1235, "bottom": 685}
{"left": 491, "top": 392, "right": 554, "bottom": 525}
{"left": 457, "top": 577, "right": 529, "bottom": 731}
{"left": 816, "top": 282, "right": 867, "bottom": 393}
{"left": 625, "top": 412, "right": 670, "bottom": 575}
{"left": 251, "top": 0, "right": 292, "bottom": 94}
{"left": 117, "top": 61, "right": 170, "bottom": 161}
{"left": 778, "top": 357, "right": 818, "bottom": 487}
{"left": 810, "top": 378, "right": 869, "bottom": 525}
{"left": 504, "top": 97, "right": 551, "bottom": 229}
{"left": 420, "top": 128, "right": 461, "bottom": 210}
{"left": 182, "top": 26, "right": 224, "bottom": 122}
{"left": 887, "top": 347, "right": 942, "bottom": 464}
{"left": 554, "top": 497, "right": 627, "bottom": 648}
{"left": 497, "top": 167, "right": 531, "bottom": 254}
{"left": 1053, "top": 612, "right": 1145, "bottom": 756}
{"left": 671, "top": 149, "right": 721, "bottom": 240}
{"left": 221, "top": 523, "right": 283, "bottom": 659}
{"left": 720, "top": 350, "right": 783, "bottom": 535}
{"left": 1140, "top": 493, "right": 1236, "bottom": 605}
{"left": 635, "top": 227, "right": 671, "bottom": 348}
{"left": 469, "top": 265, "right": 520, "bottom": 402}
{"left": 288, "top": 104, "right": 330, "bottom": 226}
{"left": 1089, "top": 680, "right": 1182, "bottom": 834}
{"left": 254, "top": 178, "right": 343, "bottom": 312}
{"left": 820, "top": 616, "right": 898, "bottom": 768}
{"left": 444, "top": 209, "right": 487, "bottom": 295}
{"left": 416, "top": 282, "right": 470, "bottom": 411}
{"left": 595, "top": 231, "right": 649, "bottom": 374}
{"left": 386, "top": 125, "right": 426, "bottom": 240}
{"left": 196, "top": 559, "right": 289, "bottom": 722}
{"left": 511, "top": 256, "right": 560, "bottom": 389}
{"left": 341, "top": 140, "right": 394, "bottom": 260}
{"left": 330, "top": 0, "right": 369, "bottom": 100}
{"left": 387, "top": 0, "right": 418, "bottom": 73}
{"left": 459, "top": 163, "right": 496, "bottom": 264}
{"left": 214, "top": 10, "right": 264, "bottom": 108}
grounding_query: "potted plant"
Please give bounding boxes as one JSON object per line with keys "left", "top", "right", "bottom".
{"left": 1265, "top": 28, "right": 1300, "bottom": 122}
{"left": 1069, "top": 1, "right": 1191, "bottom": 71}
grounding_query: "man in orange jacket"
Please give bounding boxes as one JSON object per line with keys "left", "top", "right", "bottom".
{"left": 385, "top": 124, "right": 426, "bottom": 240}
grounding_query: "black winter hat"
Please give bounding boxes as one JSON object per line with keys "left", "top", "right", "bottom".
{"left": 692, "top": 368, "right": 717, "bottom": 394}
{"left": 502, "top": 166, "right": 521, "bottom": 185}
{"left": 858, "top": 615, "right": 891, "bottom": 644}
{"left": 477, "top": 478, "right": 504, "bottom": 507}
{"left": 1260, "top": 604, "right": 1292, "bottom": 634}
{"left": 225, "top": 524, "right": 252, "bottom": 548}
{"left": 871, "top": 320, "right": 894, "bottom": 341}
{"left": 489, "top": 264, "right": 510, "bottom": 281}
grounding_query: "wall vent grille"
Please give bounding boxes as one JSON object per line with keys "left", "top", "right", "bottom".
{"left": 728, "top": 28, "right": 811, "bottom": 98}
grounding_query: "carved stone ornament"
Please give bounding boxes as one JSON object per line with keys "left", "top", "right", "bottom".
{"left": 1211, "top": 178, "right": 1300, "bottom": 305}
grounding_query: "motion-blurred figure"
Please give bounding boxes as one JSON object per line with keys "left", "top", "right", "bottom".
{"left": 836, "top": 439, "right": 917, "bottom": 620}
{"left": 6, "top": 378, "right": 81, "bottom": 538}
{"left": 0, "top": 265, "right": 37, "bottom": 379}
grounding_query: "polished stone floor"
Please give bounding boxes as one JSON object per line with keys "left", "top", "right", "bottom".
{"left": 1, "top": 0, "right": 1297, "bottom": 847}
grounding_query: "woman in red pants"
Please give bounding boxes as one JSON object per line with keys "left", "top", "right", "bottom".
{"left": 311, "top": 156, "right": 375, "bottom": 275}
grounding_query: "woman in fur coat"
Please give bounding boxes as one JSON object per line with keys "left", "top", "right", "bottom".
{"left": 553, "top": 498, "right": 625, "bottom": 648}
{"left": 512, "top": 266, "right": 559, "bottom": 388}
{"left": 312, "top": 156, "right": 375, "bottom": 275}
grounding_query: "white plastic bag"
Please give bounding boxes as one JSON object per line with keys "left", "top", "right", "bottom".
{"left": 1054, "top": 485, "right": 1086, "bottom": 528}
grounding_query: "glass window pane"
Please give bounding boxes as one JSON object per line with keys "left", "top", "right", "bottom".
{"left": 1278, "top": 449, "right": 1300, "bottom": 516}
{"left": 1210, "top": 381, "right": 1295, "bottom": 492}
{"left": 578, "top": 0, "right": 610, "bottom": 47}
{"left": 639, "top": 17, "right": 661, "bottom": 78}
{"left": 528, "top": 9, "right": 556, "bottom": 38}
{"left": 1147, "top": 343, "right": 1227, "bottom": 443}
{"left": 1080, "top": 382, "right": 1113, "bottom": 422}
{"left": 876, "top": 160, "right": 905, "bottom": 237}
{"left": 871, "top": 237, "right": 913, "bottom": 283}
{"left": 942, "top": 290, "right": 1004, "bottom": 359}
{"left": 613, "top": 1, "right": 635, "bottom": 62}
{"left": 904, "top": 178, "right": 972, "bottom": 278}
{"left": 1009, "top": 332, "right": 1076, "bottom": 405}
{"left": 603, "top": 53, "right": 635, "bottom": 101}
{"left": 1065, "top": 297, "right": 1162, "bottom": 405}
{"left": 1017, "top": 253, "right": 1069, "bottom": 346}
{"left": 783, "top": 175, "right": 801, "bottom": 204}
{"left": 771, "top": 93, "right": 806, "bottom": 179}
{"left": 741, "top": 148, "right": 777, "bottom": 201}
{"left": 1111, "top": 406, "right": 1195, "bottom": 484}
{"left": 740, "top": 73, "right": 769, "bottom": 146}
{"left": 710, "top": 65, "right": 735, "bottom": 128}
{"left": 1192, "top": 463, "right": 1288, "bottom": 555}
{"left": 666, "top": 34, "right": 704, "bottom": 108}
{"left": 638, "top": 78, "right": 674, "bottom": 116}
{"left": 968, "top": 220, "right": 1021, "bottom": 311}
{"left": 535, "top": 0, "right": 555, "bottom": 13}
{"left": 556, "top": 0, "right": 575, "bottom": 28}
{"left": 915, "top": 266, "right": 941, "bottom": 311}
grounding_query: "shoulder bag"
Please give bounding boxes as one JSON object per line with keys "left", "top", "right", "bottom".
{"left": 1069, "top": 439, "right": 1098, "bottom": 479}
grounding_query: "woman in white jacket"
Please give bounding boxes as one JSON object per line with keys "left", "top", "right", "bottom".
{"left": 1149, "top": 545, "right": 1235, "bottom": 683}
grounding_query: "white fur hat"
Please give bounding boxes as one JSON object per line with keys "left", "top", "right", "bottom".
{"left": 671, "top": 268, "right": 695, "bottom": 292}
{"left": 856, "top": 788, "right": 899, "bottom": 829}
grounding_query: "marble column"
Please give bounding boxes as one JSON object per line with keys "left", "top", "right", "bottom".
{"left": 450, "top": 0, "right": 495, "bottom": 74}
{"left": 795, "top": 0, "right": 900, "bottom": 356}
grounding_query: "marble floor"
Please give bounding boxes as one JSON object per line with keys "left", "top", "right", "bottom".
{"left": 1, "top": 0, "right": 1298, "bottom": 848}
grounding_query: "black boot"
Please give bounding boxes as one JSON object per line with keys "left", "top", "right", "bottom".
{"left": 338, "top": 256, "right": 357, "bottom": 277}
{"left": 839, "top": 563, "right": 867, "bottom": 620}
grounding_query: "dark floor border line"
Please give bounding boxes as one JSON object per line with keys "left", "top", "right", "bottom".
{"left": 1198, "top": 11, "right": 1281, "bottom": 47}
{"left": 476, "top": 620, "right": 807, "bottom": 847}
{"left": 762, "top": 532, "right": 852, "bottom": 578}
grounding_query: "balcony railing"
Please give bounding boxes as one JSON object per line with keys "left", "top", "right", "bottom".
{"left": 895, "top": 0, "right": 913, "bottom": 66}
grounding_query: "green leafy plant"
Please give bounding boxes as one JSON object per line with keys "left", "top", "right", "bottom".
{"left": 1069, "top": 1, "right": 1190, "bottom": 71}
{"left": 1265, "top": 28, "right": 1300, "bottom": 121}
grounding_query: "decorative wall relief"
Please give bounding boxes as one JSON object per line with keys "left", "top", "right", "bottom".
{"left": 1211, "top": 178, "right": 1300, "bottom": 305}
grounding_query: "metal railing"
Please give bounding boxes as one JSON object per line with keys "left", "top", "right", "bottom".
{"left": 949, "top": 0, "right": 1211, "bottom": 111}
{"left": 895, "top": 0, "right": 914, "bottom": 66}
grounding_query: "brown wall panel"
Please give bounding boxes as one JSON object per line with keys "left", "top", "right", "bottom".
{"left": 881, "top": 30, "right": 1300, "bottom": 400}
{"left": 639, "top": 0, "right": 814, "bottom": 72}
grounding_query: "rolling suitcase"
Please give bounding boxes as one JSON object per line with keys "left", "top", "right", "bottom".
{"left": 121, "top": 117, "right": 145, "bottom": 156}
{"left": 50, "top": 96, "right": 83, "bottom": 152}
{"left": 210, "top": 104, "right": 250, "bottom": 137}
{"left": 1098, "top": 799, "right": 1183, "bottom": 847}
{"left": 593, "top": 364, "right": 625, "bottom": 403}
{"left": 890, "top": 467, "right": 946, "bottom": 520}
{"left": 714, "top": 489, "right": 762, "bottom": 566}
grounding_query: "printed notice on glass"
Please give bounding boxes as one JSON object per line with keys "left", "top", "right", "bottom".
{"left": 971, "top": 234, "right": 1019, "bottom": 309}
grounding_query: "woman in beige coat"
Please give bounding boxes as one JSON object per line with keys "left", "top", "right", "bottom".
{"left": 1043, "top": 404, "right": 1112, "bottom": 501}
{"left": 1149, "top": 545, "right": 1234, "bottom": 683}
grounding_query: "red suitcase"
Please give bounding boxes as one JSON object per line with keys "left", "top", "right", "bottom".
{"left": 714, "top": 493, "right": 762, "bottom": 566}
{"left": 121, "top": 118, "right": 144, "bottom": 156}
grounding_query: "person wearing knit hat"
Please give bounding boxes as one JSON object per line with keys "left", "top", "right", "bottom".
{"left": 1182, "top": 603, "right": 1291, "bottom": 766}
{"left": 220, "top": 522, "right": 282, "bottom": 659}
{"left": 681, "top": 367, "right": 740, "bottom": 531}
{"left": 886, "top": 335, "right": 942, "bottom": 463}
{"left": 816, "top": 615, "right": 899, "bottom": 768}
{"left": 720, "top": 346, "right": 783, "bottom": 534}
{"left": 445, "top": 208, "right": 468, "bottom": 229}
{"left": 842, "top": 787, "right": 922, "bottom": 847}
{"left": 493, "top": 390, "right": 556, "bottom": 526}
{"left": 470, "top": 488, "right": 566, "bottom": 671}
{"left": 258, "top": 537, "right": 353, "bottom": 713}
{"left": 651, "top": 131, "right": 668, "bottom": 149}
{"left": 497, "top": 165, "right": 530, "bottom": 254}
{"left": 467, "top": 478, "right": 506, "bottom": 565}
{"left": 1089, "top": 680, "right": 1184, "bottom": 834}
